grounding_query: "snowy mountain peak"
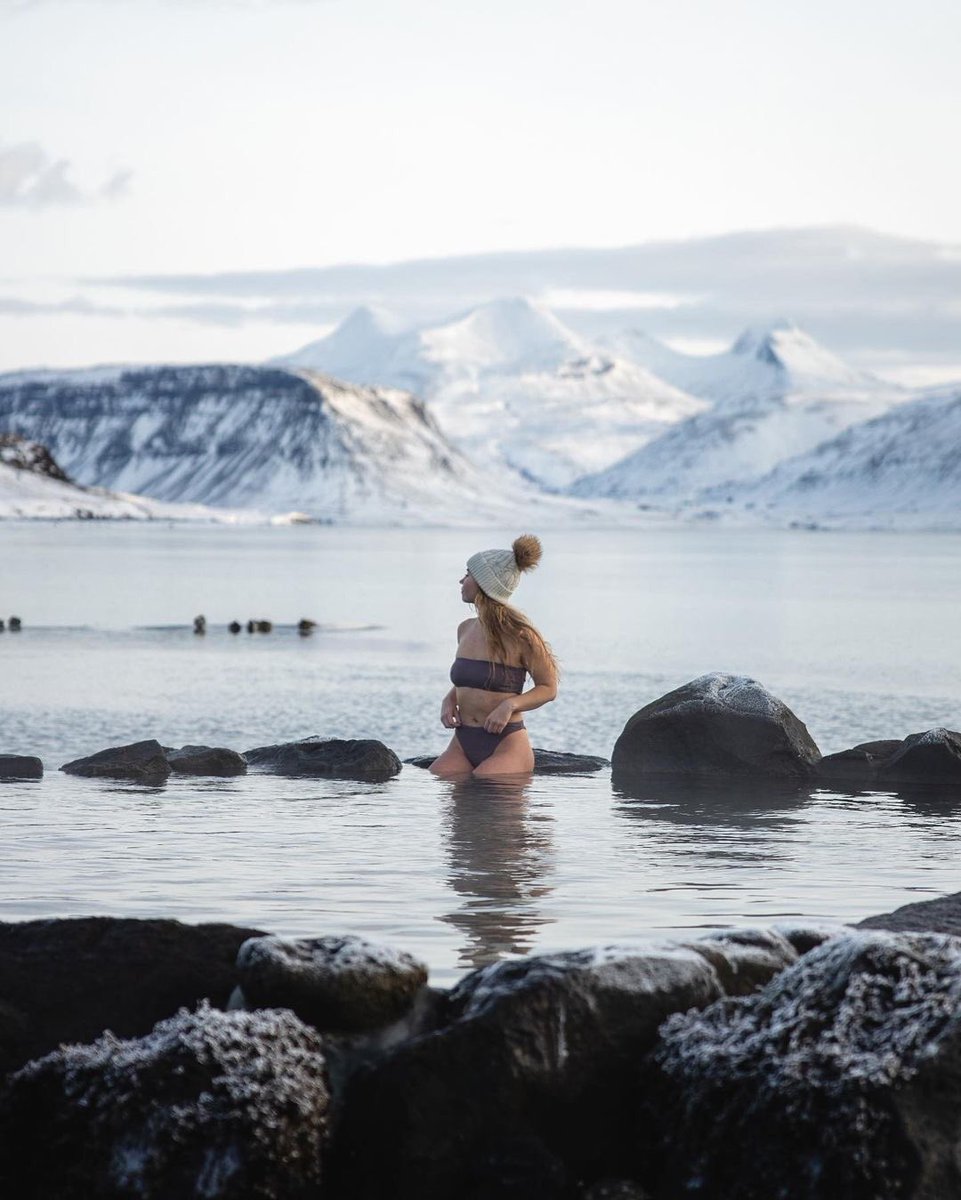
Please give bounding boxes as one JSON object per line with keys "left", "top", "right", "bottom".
{"left": 728, "top": 320, "right": 867, "bottom": 387}
{"left": 427, "top": 295, "right": 591, "bottom": 372}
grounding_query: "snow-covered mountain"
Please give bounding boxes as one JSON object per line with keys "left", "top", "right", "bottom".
{"left": 571, "top": 322, "right": 907, "bottom": 501}
{"left": 699, "top": 384, "right": 961, "bottom": 528}
{"left": 0, "top": 363, "right": 527, "bottom": 523}
{"left": 0, "top": 431, "right": 230, "bottom": 520}
{"left": 276, "top": 297, "right": 706, "bottom": 488}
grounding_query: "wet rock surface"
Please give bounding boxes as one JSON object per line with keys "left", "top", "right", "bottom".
{"left": 244, "top": 736, "right": 402, "bottom": 781}
{"left": 879, "top": 728, "right": 961, "bottom": 783}
{"left": 651, "top": 930, "right": 961, "bottom": 1199}
{"left": 0, "top": 916, "right": 265, "bottom": 1078}
{"left": 0, "top": 1003, "right": 329, "bottom": 1200}
{"left": 0, "top": 755, "right": 43, "bottom": 780}
{"left": 236, "top": 934, "right": 429, "bottom": 1033}
{"left": 60, "top": 738, "right": 172, "bottom": 783}
{"left": 333, "top": 942, "right": 725, "bottom": 1199}
{"left": 164, "top": 744, "right": 247, "bottom": 776}
{"left": 611, "top": 673, "right": 821, "bottom": 783}
{"left": 816, "top": 738, "right": 902, "bottom": 784}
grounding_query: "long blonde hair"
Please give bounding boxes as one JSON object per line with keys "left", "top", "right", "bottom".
{"left": 474, "top": 592, "right": 559, "bottom": 678}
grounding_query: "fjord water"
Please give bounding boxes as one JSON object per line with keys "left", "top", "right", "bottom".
{"left": 2, "top": 522, "right": 960, "bottom": 984}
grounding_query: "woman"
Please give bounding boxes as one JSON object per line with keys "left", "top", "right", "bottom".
{"left": 430, "top": 534, "right": 559, "bottom": 778}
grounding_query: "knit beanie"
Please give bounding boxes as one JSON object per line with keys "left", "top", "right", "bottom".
{"left": 467, "top": 535, "right": 542, "bottom": 603}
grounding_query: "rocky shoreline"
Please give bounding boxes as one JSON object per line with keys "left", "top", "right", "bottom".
{"left": 2, "top": 672, "right": 959, "bottom": 789}
{"left": 2, "top": 894, "right": 961, "bottom": 1198}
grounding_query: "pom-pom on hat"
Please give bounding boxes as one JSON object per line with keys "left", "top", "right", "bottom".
{"left": 467, "top": 535, "right": 542, "bottom": 603}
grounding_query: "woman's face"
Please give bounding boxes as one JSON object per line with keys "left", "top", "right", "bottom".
{"left": 460, "top": 571, "right": 480, "bottom": 603}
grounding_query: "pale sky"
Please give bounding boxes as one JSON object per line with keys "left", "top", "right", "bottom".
{"left": 1, "top": 0, "right": 960, "bottom": 370}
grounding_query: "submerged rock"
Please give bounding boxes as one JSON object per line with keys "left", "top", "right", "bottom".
{"left": 60, "top": 738, "right": 171, "bottom": 783}
{"left": 0, "top": 916, "right": 264, "bottom": 1078}
{"left": 164, "top": 744, "right": 247, "bottom": 777}
{"left": 0, "top": 1003, "right": 329, "bottom": 1200}
{"left": 0, "top": 755, "right": 42, "bottom": 780}
{"left": 236, "top": 934, "right": 429, "bottom": 1033}
{"left": 652, "top": 930, "right": 961, "bottom": 1199}
{"left": 333, "top": 941, "right": 726, "bottom": 1198}
{"left": 612, "top": 673, "right": 821, "bottom": 782}
{"left": 244, "top": 737, "right": 401, "bottom": 782}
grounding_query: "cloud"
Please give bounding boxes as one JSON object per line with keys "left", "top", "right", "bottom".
{"left": 0, "top": 141, "right": 132, "bottom": 209}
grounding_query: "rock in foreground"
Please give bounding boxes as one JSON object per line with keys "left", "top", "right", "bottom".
{"left": 0, "top": 1003, "right": 329, "bottom": 1200}
{"left": 0, "top": 755, "right": 43, "bottom": 780}
{"left": 653, "top": 930, "right": 961, "bottom": 1199}
{"left": 0, "top": 916, "right": 264, "bottom": 1077}
{"left": 244, "top": 737, "right": 401, "bottom": 782}
{"left": 612, "top": 673, "right": 821, "bottom": 782}
{"left": 236, "top": 934, "right": 428, "bottom": 1033}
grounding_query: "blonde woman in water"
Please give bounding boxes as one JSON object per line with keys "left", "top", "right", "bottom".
{"left": 430, "top": 534, "right": 559, "bottom": 778}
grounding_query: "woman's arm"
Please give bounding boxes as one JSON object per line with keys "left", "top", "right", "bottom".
{"left": 441, "top": 686, "right": 461, "bottom": 727}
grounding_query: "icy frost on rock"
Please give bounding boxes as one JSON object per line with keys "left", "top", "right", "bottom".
{"left": 653, "top": 930, "right": 961, "bottom": 1198}
{"left": 0, "top": 1002, "right": 329, "bottom": 1200}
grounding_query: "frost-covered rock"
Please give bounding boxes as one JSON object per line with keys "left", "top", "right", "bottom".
{"left": 652, "top": 930, "right": 961, "bottom": 1199}
{"left": 164, "top": 744, "right": 247, "bottom": 777}
{"left": 0, "top": 754, "right": 42, "bottom": 779}
{"left": 243, "top": 737, "right": 401, "bottom": 782}
{"left": 0, "top": 916, "right": 264, "bottom": 1078}
{"left": 0, "top": 1003, "right": 329, "bottom": 1200}
{"left": 333, "top": 941, "right": 727, "bottom": 1198}
{"left": 60, "top": 738, "right": 171, "bottom": 783}
{"left": 236, "top": 934, "right": 428, "bottom": 1033}
{"left": 611, "top": 674, "right": 821, "bottom": 782}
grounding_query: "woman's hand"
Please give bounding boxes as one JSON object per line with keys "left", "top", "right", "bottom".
{"left": 441, "top": 694, "right": 461, "bottom": 728}
{"left": 483, "top": 698, "right": 516, "bottom": 734}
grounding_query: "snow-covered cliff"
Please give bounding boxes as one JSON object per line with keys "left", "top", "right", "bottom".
{"left": 0, "top": 363, "right": 507, "bottom": 522}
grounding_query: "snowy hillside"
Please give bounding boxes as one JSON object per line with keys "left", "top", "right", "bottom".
{"left": 276, "top": 297, "right": 706, "bottom": 488}
{"left": 700, "top": 385, "right": 961, "bottom": 528}
{"left": 0, "top": 363, "right": 540, "bottom": 523}
{"left": 571, "top": 323, "right": 907, "bottom": 501}
{"left": 0, "top": 432, "right": 232, "bottom": 520}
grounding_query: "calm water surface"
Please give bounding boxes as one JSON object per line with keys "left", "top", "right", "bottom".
{"left": 2, "top": 523, "right": 960, "bottom": 984}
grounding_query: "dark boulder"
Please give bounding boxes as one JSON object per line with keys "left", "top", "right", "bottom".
{"left": 0, "top": 916, "right": 264, "bottom": 1078}
{"left": 878, "top": 728, "right": 961, "bottom": 784}
{"left": 332, "top": 941, "right": 725, "bottom": 1198}
{"left": 816, "top": 739, "right": 902, "bottom": 785}
{"left": 652, "top": 930, "right": 961, "bottom": 1199}
{"left": 679, "top": 927, "right": 798, "bottom": 996}
{"left": 164, "top": 744, "right": 247, "bottom": 777}
{"left": 405, "top": 748, "right": 610, "bottom": 775}
{"left": 612, "top": 673, "right": 821, "bottom": 783}
{"left": 236, "top": 934, "right": 429, "bottom": 1033}
{"left": 0, "top": 755, "right": 42, "bottom": 780}
{"left": 61, "top": 738, "right": 171, "bottom": 783}
{"left": 0, "top": 1003, "right": 329, "bottom": 1200}
{"left": 244, "top": 737, "right": 401, "bottom": 782}
{"left": 859, "top": 890, "right": 961, "bottom": 938}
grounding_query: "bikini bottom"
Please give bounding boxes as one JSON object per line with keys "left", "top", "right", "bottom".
{"left": 455, "top": 721, "right": 526, "bottom": 768}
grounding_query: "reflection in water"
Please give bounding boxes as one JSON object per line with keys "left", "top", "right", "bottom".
{"left": 439, "top": 776, "right": 554, "bottom": 972}
{"left": 611, "top": 776, "right": 814, "bottom": 878}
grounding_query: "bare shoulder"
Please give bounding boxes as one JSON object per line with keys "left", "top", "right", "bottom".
{"left": 456, "top": 617, "right": 478, "bottom": 639}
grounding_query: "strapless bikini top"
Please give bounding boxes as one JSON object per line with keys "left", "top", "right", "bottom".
{"left": 450, "top": 656, "right": 526, "bottom": 693}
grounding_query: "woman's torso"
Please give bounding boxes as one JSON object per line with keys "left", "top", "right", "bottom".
{"left": 452, "top": 619, "right": 527, "bottom": 728}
